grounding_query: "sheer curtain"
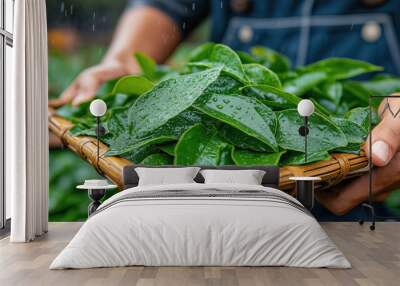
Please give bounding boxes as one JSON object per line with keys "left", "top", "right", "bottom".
{"left": 7, "top": 0, "right": 48, "bottom": 242}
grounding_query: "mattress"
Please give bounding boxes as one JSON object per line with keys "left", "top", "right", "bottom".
{"left": 50, "top": 183, "right": 350, "bottom": 269}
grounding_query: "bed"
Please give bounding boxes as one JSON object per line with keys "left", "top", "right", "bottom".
{"left": 50, "top": 166, "right": 350, "bottom": 269}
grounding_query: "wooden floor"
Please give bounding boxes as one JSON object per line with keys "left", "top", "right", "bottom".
{"left": 0, "top": 222, "right": 399, "bottom": 286}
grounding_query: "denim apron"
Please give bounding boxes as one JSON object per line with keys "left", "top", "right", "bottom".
{"left": 212, "top": 0, "right": 400, "bottom": 76}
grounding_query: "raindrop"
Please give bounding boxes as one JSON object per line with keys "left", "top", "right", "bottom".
{"left": 216, "top": 104, "right": 224, "bottom": 109}
{"left": 236, "top": 106, "right": 242, "bottom": 110}
{"left": 212, "top": 97, "right": 218, "bottom": 102}
{"left": 223, "top": 99, "right": 230, "bottom": 104}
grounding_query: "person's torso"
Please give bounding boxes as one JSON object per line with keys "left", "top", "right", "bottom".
{"left": 210, "top": 0, "right": 400, "bottom": 75}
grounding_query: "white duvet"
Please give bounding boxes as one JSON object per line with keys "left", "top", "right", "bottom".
{"left": 50, "top": 183, "right": 350, "bottom": 269}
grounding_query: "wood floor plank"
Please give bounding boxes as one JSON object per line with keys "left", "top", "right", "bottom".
{"left": 0, "top": 222, "right": 399, "bottom": 286}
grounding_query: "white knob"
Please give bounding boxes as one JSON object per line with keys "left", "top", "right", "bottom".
{"left": 297, "top": 99, "right": 315, "bottom": 117}
{"left": 89, "top": 99, "right": 107, "bottom": 117}
{"left": 362, "top": 21, "right": 381, "bottom": 43}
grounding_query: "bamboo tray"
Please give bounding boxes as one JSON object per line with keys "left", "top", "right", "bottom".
{"left": 48, "top": 108, "right": 369, "bottom": 192}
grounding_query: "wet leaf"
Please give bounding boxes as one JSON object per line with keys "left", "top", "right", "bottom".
{"left": 280, "top": 151, "right": 331, "bottom": 165}
{"left": 140, "top": 153, "right": 173, "bottom": 165}
{"left": 194, "top": 93, "right": 278, "bottom": 152}
{"left": 134, "top": 52, "right": 157, "bottom": 80}
{"left": 174, "top": 124, "right": 228, "bottom": 165}
{"left": 232, "top": 149, "right": 285, "bottom": 166}
{"left": 159, "top": 143, "right": 176, "bottom": 156}
{"left": 111, "top": 75, "right": 154, "bottom": 95}
{"left": 243, "top": 63, "right": 281, "bottom": 88}
{"left": 219, "top": 124, "right": 271, "bottom": 152}
{"left": 334, "top": 143, "right": 362, "bottom": 155}
{"left": 320, "top": 81, "right": 343, "bottom": 105}
{"left": 344, "top": 107, "right": 374, "bottom": 132}
{"left": 283, "top": 72, "right": 327, "bottom": 96}
{"left": 331, "top": 117, "right": 367, "bottom": 144}
{"left": 277, "top": 109, "right": 347, "bottom": 153}
{"left": 241, "top": 84, "right": 300, "bottom": 108}
{"left": 250, "top": 46, "right": 291, "bottom": 73}
{"left": 188, "top": 44, "right": 247, "bottom": 83}
{"left": 300, "top": 58, "right": 382, "bottom": 80}
{"left": 128, "top": 67, "right": 222, "bottom": 136}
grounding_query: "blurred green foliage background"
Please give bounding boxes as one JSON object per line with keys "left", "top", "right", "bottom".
{"left": 47, "top": 0, "right": 400, "bottom": 221}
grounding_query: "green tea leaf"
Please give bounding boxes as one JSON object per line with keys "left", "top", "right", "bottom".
{"left": 69, "top": 123, "right": 96, "bottom": 137}
{"left": 277, "top": 109, "right": 347, "bottom": 153}
{"left": 320, "top": 81, "right": 343, "bottom": 105}
{"left": 107, "top": 134, "right": 176, "bottom": 157}
{"left": 134, "top": 52, "right": 157, "bottom": 80}
{"left": 334, "top": 143, "right": 362, "bottom": 155}
{"left": 250, "top": 46, "right": 291, "bottom": 73}
{"left": 283, "top": 71, "right": 327, "bottom": 96}
{"left": 159, "top": 143, "right": 176, "bottom": 156}
{"left": 188, "top": 42, "right": 215, "bottom": 62}
{"left": 331, "top": 117, "right": 367, "bottom": 144}
{"left": 123, "top": 145, "right": 159, "bottom": 163}
{"left": 205, "top": 74, "right": 242, "bottom": 95}
{"left": 194, "top": 93, "right": 278, "bottom": 152}
{"left": 361, "top": 77, "right": 400, "bottom": 96}
{"left": 108, "top": 110, "right": 203, "bottom": 156}
{"left": 219, "top": 145, "right": 235, "bottom": 165}
{"left": 111, "top": 75, "right": 154, "bottom": 96}
{"left": 219, "top": 124, "right": 271, "bottom": 152}
{"left": 280, "top": 151, "right": 331, "bottom": 165}
{"left": 232, "top": 149, "right": 285, "bottom": 166}
{"left": 237, "top": 50, "right": 260, "bottom": 64}
{"left": 344, "top": 107, "right": 372, "bottom": 132}
{"left": 300, "top": 58, "right": 382, "bottom": 80}
{"left": 342, "top": 81, "right": 370, "bottom": 106}
{"left": 57, "top": 101, "right": 91, "bottom": 121}
{"left": 128, "top": 67, "right": 222, "bottom": 136}
{"left": 243, "top": 63, "right": 281, "bottom": 88}
{"left": 241, "top": 84, "right": 300, "bottom": 108}
{"left": 188, "top": 44, "right": 247, "bottom": 83}
{"left": 140, "top": 153, "right": 173, "bottom": 165}
{"left": 174, "top": 124, "right": 228, "bottom": 165}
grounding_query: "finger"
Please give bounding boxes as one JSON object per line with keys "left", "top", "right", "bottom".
{"left": 48, "top": 98, "right": 67, "bottom": 108}
{"left": 364, "top": 97, "right": 400, "bottom": 166}
{"left": 316, "top": 152, "right": 400, "bottom": 215}
{"left": 72, "top": 91, "right": 96, "bottom": 106}
{"left": 71, "top": 76, "right": 100, "bottom": 106}
{"left": 48, "top": 83, "right": 77, "bottom": 107}
{"left": 59, "top": 81, "right": 79, "bottom": 104}
{"left": 365, "top": 117, "right": 400, "bottom": 166}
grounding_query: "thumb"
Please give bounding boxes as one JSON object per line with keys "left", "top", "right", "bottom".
{"left": 365, "top": 102, "right": 400, "bottom": 166}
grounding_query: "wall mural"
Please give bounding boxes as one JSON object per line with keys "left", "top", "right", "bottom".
{"left": 47, "top": 0, "right": 400, "bottom": 221}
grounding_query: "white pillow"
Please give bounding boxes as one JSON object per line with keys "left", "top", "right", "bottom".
{"left": 200, "top": 169, "right": 266, "bottom": 185}
{"left": 135, "top": 167, "right": 201, "bottom": 186}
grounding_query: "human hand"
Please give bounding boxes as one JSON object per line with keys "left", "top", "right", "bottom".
{"left": 317, "top": 94, "right": 400, "bottom": 215}
{"left": 49, "top": 56, "right": 139, "bottom": 107}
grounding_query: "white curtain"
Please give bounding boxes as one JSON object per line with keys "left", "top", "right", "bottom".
{"left": 7, "top": 0, "right": 49, "bottom": 242}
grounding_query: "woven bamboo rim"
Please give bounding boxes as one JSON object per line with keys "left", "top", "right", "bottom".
{"left": 48, "top": 108, "right": 369, "bottom": 192}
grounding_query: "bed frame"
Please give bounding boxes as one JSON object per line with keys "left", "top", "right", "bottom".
{"left": 122, "top": 165, "right": 280, "bottom": 190}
